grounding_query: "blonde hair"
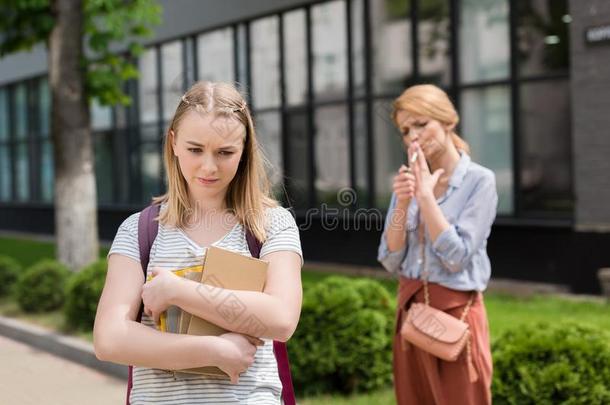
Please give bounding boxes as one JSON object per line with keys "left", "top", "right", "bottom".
{"left": 153, "top": 81, "right": 277, "bottom": 242}
{"left": 392, "top": 84, "right": 470, "bottom": 154}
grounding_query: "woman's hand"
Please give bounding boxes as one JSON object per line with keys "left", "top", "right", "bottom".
{"left": 410, "top": 142, "right": 444, "bottom": 203}
{"left": 216, "top": 332, "right": 264, "bottom": 384}
{"left": 392, "top": 164, "right": 416, "bottom": 209}
{"left": 141, "top": 267, "right": 181, "bottom": 324}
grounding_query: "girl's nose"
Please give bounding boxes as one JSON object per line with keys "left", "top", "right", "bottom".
{"left": 200, "top": 153, "right": 218, "bottom": 174}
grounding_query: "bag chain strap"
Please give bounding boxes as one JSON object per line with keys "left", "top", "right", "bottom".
{"left": 418, "top": 229, "right": 474, "bottom": 322}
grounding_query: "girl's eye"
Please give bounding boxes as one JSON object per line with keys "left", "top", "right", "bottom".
{"left": 188, "top": 148, "right": 202, "bottom": 154}
{"left": 414, "top": 121, "right": 427, "bottom": 128}
{"left": 219, "top": 151, "right": 234, "bottom": 156}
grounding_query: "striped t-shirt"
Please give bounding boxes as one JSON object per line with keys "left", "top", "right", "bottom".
{"left": 108, "top": 205, "right": 302, "bottom": 404}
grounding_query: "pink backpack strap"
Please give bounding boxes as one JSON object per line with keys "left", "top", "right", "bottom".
{"left": 126, "top": 204, "right": 160, "bottom": 405}
{"left": 245, "top": 230, "right": 296, "bottom": 405}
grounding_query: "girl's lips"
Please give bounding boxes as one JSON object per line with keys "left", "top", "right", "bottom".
{"left": 196, "top": 177, "right": 219, "bottom": 185}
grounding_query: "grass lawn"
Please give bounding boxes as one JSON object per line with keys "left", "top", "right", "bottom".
{"left": 1, "top": 236, "right": 609, "bottom": 404}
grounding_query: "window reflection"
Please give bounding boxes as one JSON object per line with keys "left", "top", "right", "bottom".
{"left": 315, "top": 104, "right": 350, "bottom": 207}
{"left": 312, "top": 0, "right": 348, "bottom": 100}
{"left": 141, "top": 143, "right": 161, "bottom": 201}
{"left": 0, "top": 146, "right": 11, "bottom": 201}
{"left": 40, "top": 141, "right": 54, "bottom": 202}
{"left": 198, "top": 28, "right": 235, "bottom": 83}
{"left": 254, "top": 111, "right": 282, "bottom": 188}
{"left": 419, "top": 0, "right": 451, "bottom": 86}
{"left": 518, "top": 0, "right": 569, "bottom": 77}
{"left": 283, "top": 10, "right": 307, "bottom": 106}
{"left": 161, "top": 41, "right": 183, "bottom": 121}
{"left": 16, "top": 143, "right": 29, "bottom": 201}
{"left": 39, "top": 79, "right": 50, "bottom": 138}
{"left": 95, "top": 134, "right": 114, "bottom": 204}
{"left": 91, "top": 98, "right": 113, "bottom": 131}
{"left": 351, "top": 0, "right": 366, "bottom": 97}
{"left": 251, "top": 17, "right": 280, "bottom": 109}
{"left": 519, "top": 80, "right": 572, "bottom": 215}
{"left": 460, "top": 0, "right": 510, "bottom": 83}
{"left": 138, "top": 48, "right": 159, "bottom": 125}
{"left": 461, "top": 86, "right": 513, "bottom": 214}
{"left": 374, "top": 99, "right": 406, "bottom": 209}
{"left": 285, "top": 109, "right": 310, "bottom": 209}
{"left": 371, "top": 0, "right": 412, "bottom": 94}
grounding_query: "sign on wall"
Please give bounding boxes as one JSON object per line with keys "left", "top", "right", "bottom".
{"left": 585, "top": 24, "right": 610, "bottom": 44}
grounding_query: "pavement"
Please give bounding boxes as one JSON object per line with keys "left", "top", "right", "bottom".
{"left": 0, "top": 334, "right": 125, "bottom": 404}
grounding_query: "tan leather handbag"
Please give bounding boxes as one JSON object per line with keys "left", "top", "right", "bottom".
{"left": 400, "top": 232, "right": 478, "bottom": 382}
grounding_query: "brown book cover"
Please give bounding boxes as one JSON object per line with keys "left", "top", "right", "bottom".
{"left": 179, "top": 246, "right": 268, "bottom": 376}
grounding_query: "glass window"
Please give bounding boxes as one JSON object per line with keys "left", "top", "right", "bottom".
{"left": 312, "top": 0, "right": 348, "bottom": 101}
{"left": 315, "top": 104, "right": 350, "bottom": 207}
{"left": 251, "top": 17, "right": 280, "bottom": 109}
{"left": 16, "top": 143, "right": 29, "bottom": 201}
{"left": 14, "top": 84, "right": 28, "bottom": 140}
{"left": 198, "top": 28, "right": 235, "bottom": 83}
{"left": 39, "top": 78, "right": 50, "bottom": 138}
{"left": 0, "top": 146, "right": 11, "bottom": 201}
{"left": 419, "top": 0, "right": 451, "bottom": 86}
{"left": 371, "top": 0, "right": 411, "bottom": 95}
{"left": 351, "top": 0, "right": 366, "bottom": 97}
{"left": 91, "top": 98, "right": 113, "bottom": 131}
{"left": 353, "top": 101, "right": 369, "bottom": 207}
{"left": 460, "top": 0, "right": 510, "bottom": 83}
{"left": 374, "top": 99, "right": 406, "bottom": 209}
{"left": 237, "top": 24, "right": 249, "bottom": 91}
{"left": 461, "top": 86, "right": 513, "bottom": 214}
{"left": 254, "top": 111, "right": 282, "bottom": 185}
{"left": 161, "top": 41, "right": 183, "bottom": 122}
{"left": 141, "top": 143, "right": 161, "bottom": 201}
{"left": 517, "top": 0, "right": 570, "bottom": 77}
{"left": 40, "top": 141, "right": 54, "bottom": 202}
{"left": 285, "top": 109, "right": 310, "bottom": 209}
{"left": 95, "top": 134, "right": 114, "bottom": 203}
{"left": 0, "top": 89, "right": 8, "bottom": 141}
{"left": 519, "top": 80, "right": 572, "bottom": 215}
{"left": 283, "top": 10, "right": 307, "bottom": 106}
{"left": 138, "top": 48, "right": 159, "bottom": 125}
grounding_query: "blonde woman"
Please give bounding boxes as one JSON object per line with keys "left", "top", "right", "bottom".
{"left": 94, "top": 81, "right": 302, "bottom": 404}
{"left": 378, "top": 84, "right": 496, "bottom": 404}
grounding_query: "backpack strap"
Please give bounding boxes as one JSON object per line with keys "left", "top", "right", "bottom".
{"left": 126, "top": 203, "right": 160, "bottom": 405}
{"left": 245, "top": 230, "right": 296, "bottom": 405}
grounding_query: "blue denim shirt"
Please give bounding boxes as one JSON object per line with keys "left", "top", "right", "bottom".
{"left": 377, "top": 153, "right": 498, "bottom": 291}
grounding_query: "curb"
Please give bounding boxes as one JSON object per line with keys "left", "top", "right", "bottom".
{"left": 0, "top": 315, "right": 127, "bottom": 380}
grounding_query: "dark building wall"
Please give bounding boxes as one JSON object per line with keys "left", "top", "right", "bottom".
{"left": 570, "top": 0, "right": 610, "bottom": 230}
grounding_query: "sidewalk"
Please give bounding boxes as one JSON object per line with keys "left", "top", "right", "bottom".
{"left": 0, "top": 335, "right": 125, "bottom": 404}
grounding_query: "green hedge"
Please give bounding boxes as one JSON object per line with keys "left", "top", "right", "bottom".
{"left": 492, "top": 321, "right": 610, "bottom": 404}
{"left": 289, "top": 276, "right": 396, "bottom": 395}
{"left": 0, "top": 255, "right": 21, "bottom": 296}
{"left": 64, "top": 259, "right": 107, "bottom": 330}
{"left": 13, "top": 259, "right": 71, "bottom": 312}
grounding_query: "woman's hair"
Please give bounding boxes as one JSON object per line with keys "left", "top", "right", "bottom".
{"left": 392, "top": 84, "right": 470, "bottom": 153}
{"left": 153, "top": 81, "right": 277, "bottom": 242}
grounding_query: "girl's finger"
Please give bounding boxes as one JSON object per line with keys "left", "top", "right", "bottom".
{"left": 416, "top": 144, "right": 429, "bottom": 174}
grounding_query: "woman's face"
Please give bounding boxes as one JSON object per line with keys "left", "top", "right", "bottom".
{"left": 171, "top": 110, "right": 245, "bottom": 202}
{"left": 395, "top": 109, "right": 452, "bottom": 162}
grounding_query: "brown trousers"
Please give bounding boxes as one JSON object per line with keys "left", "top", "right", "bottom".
{"left": 393, "top": 277, "right": 492, "bottom": 405}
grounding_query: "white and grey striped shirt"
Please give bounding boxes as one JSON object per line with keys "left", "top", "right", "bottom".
{"left": 108, "top": 205, "right": 302, "bottom": 404}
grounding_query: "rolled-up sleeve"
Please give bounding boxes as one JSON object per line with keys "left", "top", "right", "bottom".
{"left": 378, "top": 193, "right": 408, "bottom": 274}
{"left": 432, "top": 173, "right": 498, "bottom": 273}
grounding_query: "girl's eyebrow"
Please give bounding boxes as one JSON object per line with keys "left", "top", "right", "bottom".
{"left": 186, "top": 140, "right": 204, "bottom": 147}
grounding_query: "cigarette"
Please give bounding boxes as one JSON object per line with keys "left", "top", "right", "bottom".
{"left": 410, "top": 152, "right": 418, "bottom": 165}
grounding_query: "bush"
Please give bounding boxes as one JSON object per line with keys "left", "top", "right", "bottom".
{"left": 492, "top": 321, "right": 610, "bottom": 405}
{"left": 0, "top": 255, "right": 21, "bottom": 296}
{"left": 289, "top": 276, "right": 396, "bottom": 395}
{"left": 13, "top": 259, "right": 71, "bottom": 312}
{"left": 64, "top": 259, "right": 107, "bottom": 330}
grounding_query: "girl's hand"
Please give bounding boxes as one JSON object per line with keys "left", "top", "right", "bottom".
{"left": 216, "top": 332, "right": 264, "bottom": 384}
{"left": 411, "top": 142, "right": 444, "bottom": 203}
{"left": 141, "top": 267, "right": 180, "bottom": 324}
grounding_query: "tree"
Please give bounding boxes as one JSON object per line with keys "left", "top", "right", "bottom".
{"left": 0, "top": 0, "right": 161, "bottom": 270}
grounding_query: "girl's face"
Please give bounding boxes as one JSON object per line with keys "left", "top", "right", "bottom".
{"left": 395, "top": 109, "right": 453, "bottom": 162}
{"left": 171, "top": 110, "right": 245, "bottom": 202}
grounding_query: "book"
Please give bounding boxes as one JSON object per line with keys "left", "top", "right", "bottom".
{"left": 177, "top": 246, "right": 268, "bottom": 376}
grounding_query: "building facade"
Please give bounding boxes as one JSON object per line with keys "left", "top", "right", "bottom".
{"left": 0, "top": 0, "right": 608, "bottom": 293}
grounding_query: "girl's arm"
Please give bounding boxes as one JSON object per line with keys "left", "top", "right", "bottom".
{"left": 144, "top": 250, "right": 303, "bottom": 342}
{"left": 93, "top": 253, "right": 258, "bottom": 379}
